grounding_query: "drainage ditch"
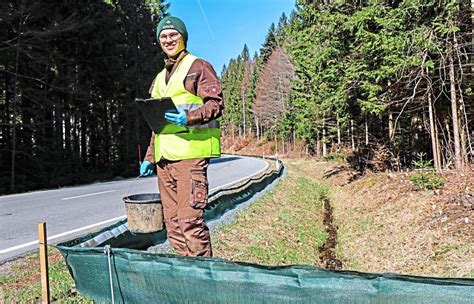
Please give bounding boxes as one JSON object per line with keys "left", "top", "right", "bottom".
{"left": 318, "top": 197, "right": 343, "bottom": 270}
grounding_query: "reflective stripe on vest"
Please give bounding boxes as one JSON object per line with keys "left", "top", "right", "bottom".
{"left": 151, "top": 54, "right": 221, "bottom": 161}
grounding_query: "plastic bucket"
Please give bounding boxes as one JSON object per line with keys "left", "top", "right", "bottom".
{"left": 123, "top": 193, "right": 164, "bottom": 233}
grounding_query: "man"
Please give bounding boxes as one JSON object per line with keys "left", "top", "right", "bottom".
{"left": 140, "top": 16, "right": 224, "bottom": 257}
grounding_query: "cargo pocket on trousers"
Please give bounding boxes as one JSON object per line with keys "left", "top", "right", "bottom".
{"left": 190, "top": 167, "right": 208, "bottom": 209}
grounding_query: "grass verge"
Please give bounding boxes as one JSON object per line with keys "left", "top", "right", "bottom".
{"left": 0, "top": 248, "right": 93, "bottom": 303}
{"left": 213, "top": 160, "right": 329, "bottom": 266}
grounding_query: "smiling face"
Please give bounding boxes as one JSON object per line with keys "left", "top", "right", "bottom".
{"left": 159, "top": 29, "right": 185, "bottom": 57}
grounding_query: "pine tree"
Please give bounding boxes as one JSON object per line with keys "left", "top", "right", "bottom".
{"left": 275, "top": 13, "right": 288, "bottom": 45}
{"left": 260, "top": 23, "right": 277, "bottom": 64}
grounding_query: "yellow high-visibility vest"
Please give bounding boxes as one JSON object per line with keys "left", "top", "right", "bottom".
{"left": 151, "top": 54, "right": 220, "bottom": 161}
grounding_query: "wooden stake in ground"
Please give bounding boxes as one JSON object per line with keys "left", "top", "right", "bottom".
{"left": 38, "top": 222, "right": 50, "bottom": 304}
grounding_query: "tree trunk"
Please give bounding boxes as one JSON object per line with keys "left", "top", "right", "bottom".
{"left": 350, "top": 119, "right": 355, "bottom": 151}
{"left": 435, "top": 116, "right": 443, "bottom": 168}
{"left": 282, "top": 134, "right": 285, "bottom": 155}
{"left": 459, "top": 84, "right": 473, "bottom": 160}
{"left": 322, "top": 125, "right": 327, "bottom": 157}
{"left": 388, "top": 112, "right": 394, "bottom": 143}
{"left": 427, "top": 88, "right": 441, "bottom": 172}
{"left": 232, "top": 123, "right": 235, "bottom": 142}
{"left": 316, "top": 131, "right": 321, "bottom": 157}
{"left": 445, "top": 117, "right": 453, "bottom": 164}
{"left": 275, "top": 132, "right": 279, "bottom": 154}
{"left": 0, "top": 73, "right": 10, "bottom": 165}
{"left": 255, "top": 116, "right": 260, "bottom": 141}
{"left": 242, "top": 93, "right": 246, "bottom": 137}
{"left": 471, "top": 0, "right": 474, "bottom": 76}
{"left": 65, "top": 95, "right": 72, "bottom": 154}
{"left": 293, "top": 129, "right": 296, "bottom": 150}
{"left": 10, "top": 2, "right": 24, "bottom": 192}
{"left": 365, "top": 115, "right": 369, "bottom": 145}
{"left": 448, "top": 34, "right": 462, "bottom": 168}
{"left": 336, "top": 114, "right": 341, "bottom": 145}
{"left": 458, "top": 83, "right": 470, "bottom": 164}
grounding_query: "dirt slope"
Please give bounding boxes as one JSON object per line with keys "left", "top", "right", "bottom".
{"left": 300, "top": 160, "right": 473, "bottom": 277}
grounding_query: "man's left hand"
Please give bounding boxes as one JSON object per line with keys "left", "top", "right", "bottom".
{"left": 164, "top": 108, "right": 187, "bottom": 126}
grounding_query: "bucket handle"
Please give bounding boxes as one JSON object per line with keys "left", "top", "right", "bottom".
{"left": 126, "top": 175, "right": 142, "bottom": 198}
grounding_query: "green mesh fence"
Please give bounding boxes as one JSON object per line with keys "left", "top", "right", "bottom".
{"left": 57, "top": 157, "right": 474, "bottom": 303}
{"left": 59, "top": 250, "right": 474, "bottom": 303}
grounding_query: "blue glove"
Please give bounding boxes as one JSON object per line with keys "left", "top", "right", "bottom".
{"left": 140, "top": 160, "right": 154, "bottom": 176}
{"left": 164, "top": 108, "right": 187, "bottom": 126}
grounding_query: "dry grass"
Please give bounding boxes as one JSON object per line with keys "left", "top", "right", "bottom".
{"left": 307, "top": 161, "right": 474, "bottom": 278}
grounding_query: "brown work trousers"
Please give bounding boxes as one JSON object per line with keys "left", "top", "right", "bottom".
{"left": 157, "top": 158, "right": 212, "bottom": 257}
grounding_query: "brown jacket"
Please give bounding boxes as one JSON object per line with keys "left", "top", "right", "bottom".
{"left": 144, "top": 51, "right": 224, "bottom": 163}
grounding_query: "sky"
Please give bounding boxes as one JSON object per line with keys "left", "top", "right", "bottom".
{"left": 167, "top": 0, "right": 295, "bottom": 74}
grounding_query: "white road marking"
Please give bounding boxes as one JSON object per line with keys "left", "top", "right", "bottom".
{"left": 61, "top": 190, "right": 116, "bottom": 200}
{"left": 0, "top": 215, "right": 126, "bottom": 254}
{"left": 0, "top": 189, "right": 60, "bottom": 200}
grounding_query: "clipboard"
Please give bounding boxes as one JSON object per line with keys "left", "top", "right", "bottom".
{"left": 135, "top": 97, "right": 189, "bottom": 134}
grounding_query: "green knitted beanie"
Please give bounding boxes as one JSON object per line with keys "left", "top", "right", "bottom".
{"left": 156, "top": 16, "right": 188, "bottom": 46}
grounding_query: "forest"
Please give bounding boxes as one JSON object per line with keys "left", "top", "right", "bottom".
{"left": 0, "top": 0, "right": 168, "bottom": 194}
{"left": 1, "top": 0, "right": 472, "bottom": 194}
{"left": 221, "top": 0, "right": 473, "bottom": 172}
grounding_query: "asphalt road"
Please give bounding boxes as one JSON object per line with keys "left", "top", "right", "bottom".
{"left": 0, "top": 155, "right": 268, "bottom": 263}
